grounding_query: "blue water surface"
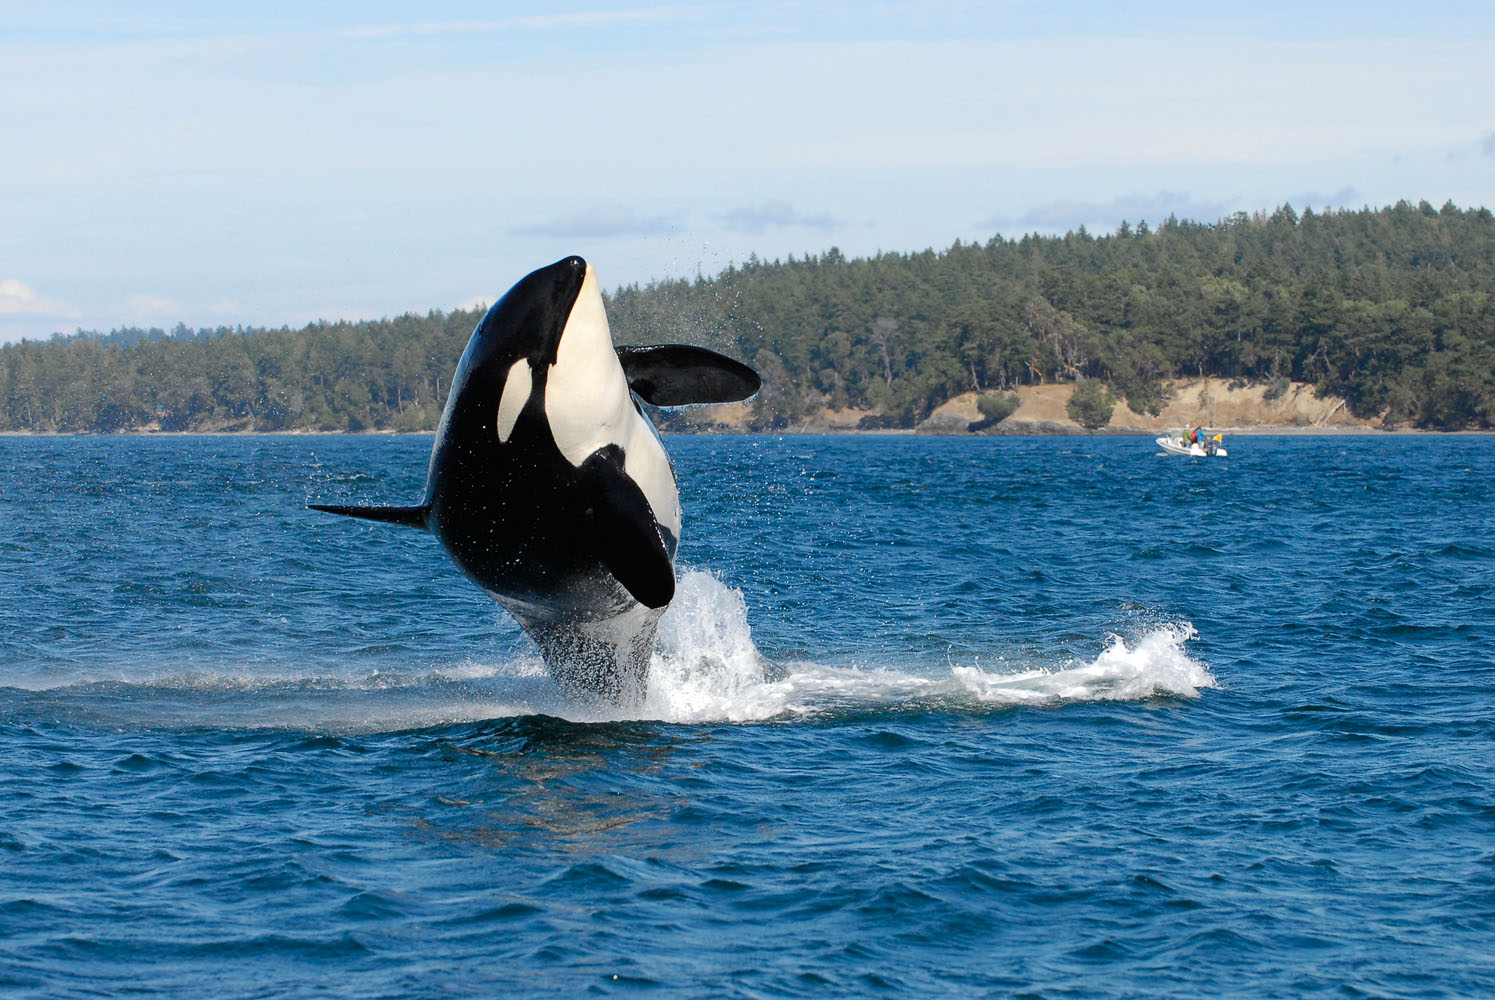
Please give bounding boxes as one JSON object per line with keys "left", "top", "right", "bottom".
{"left": 1, "top": 434, "right": 1491, "bottom": 998}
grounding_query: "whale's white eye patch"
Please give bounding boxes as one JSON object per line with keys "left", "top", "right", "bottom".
{"left": 496, "top": 359, "right": 532, "bottom": 442}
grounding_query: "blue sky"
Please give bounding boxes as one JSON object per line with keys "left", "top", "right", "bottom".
{"left": 3, "top": 1, "right": 1493, "bottom": 343}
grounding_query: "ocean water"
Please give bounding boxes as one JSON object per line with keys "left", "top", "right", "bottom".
{"left": 0, "top": 433, "right": 1490, "bottom": 998}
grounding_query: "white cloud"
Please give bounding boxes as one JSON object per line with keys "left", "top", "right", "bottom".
{"left": 720, "top": 202, "right": 838, "bottom": 234}
{"left": 0, "top": 279, "right": 75, "bottom": 318}
{"left": 516, "top": 206, "right": 677, "bottom": 239}
{"left": 984, "top": 192, "right": 1236, "bottom": 233}
{"left": 118, "top": 294, "right": 183, "bottom": 323}
{"left": 454, "top": 296, "right": 491, "bottom": 313}
{"left": 342, "top": 6, "right": 700, "bottom": 39}
{"left": 1283, "top": 187, "right": 1360, "bottom": 210}
{"left": 124, "top": 294, "right": 180, "bottom": 313}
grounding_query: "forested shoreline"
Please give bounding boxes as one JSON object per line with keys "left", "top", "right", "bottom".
{"left": 3, "top": 200, "right": 1493, "bottom": 433}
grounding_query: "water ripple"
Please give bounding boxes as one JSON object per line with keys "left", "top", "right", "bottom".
{"left": 1, "top": 435, "right": 1493, "bottom": 998}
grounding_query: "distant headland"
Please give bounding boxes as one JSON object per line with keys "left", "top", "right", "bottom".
{"left": 0, "top": 378, "right": 1472, "bottom": 437}
{"left": 3, "top": 200, "right": 1492, "bottom": 434}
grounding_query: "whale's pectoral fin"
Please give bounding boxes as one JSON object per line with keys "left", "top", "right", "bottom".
{"left": 615, "top": 345, "right": 761, "bottom": 406}
{"left": 308, "top": 503, "right": 430, "bottom": 530}
{"left": 580, "top": 449, "right": 675, "bottom": 609}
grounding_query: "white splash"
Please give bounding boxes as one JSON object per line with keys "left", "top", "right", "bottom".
{"left": 947, "top": 624, "right": 1215, "bottom": 704}
{"left": 299, "top": 574, "right": 1217, "bottom": 726}
{"left": 643, "top": 570, "right": 766, "bottom": 722}
{"left": 8, "top": 572, "right": 1217, "bottom": 730}
{"left": 615, "top": 572, "right": 1215, "bottom": 724}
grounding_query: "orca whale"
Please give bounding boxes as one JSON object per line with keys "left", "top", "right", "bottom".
{"left": 310, "top": 256, "right": 759, "bottom": 702}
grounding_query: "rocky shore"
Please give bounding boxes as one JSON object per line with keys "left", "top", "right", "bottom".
{"left": 915, "top": 378, "right": 1373, "bottom": 436}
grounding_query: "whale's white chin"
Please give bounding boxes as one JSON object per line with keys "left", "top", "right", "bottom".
{"left": 547, "top": 265, "right": 628, "bottom": 466}
{"left": 546, "top": 265, "right": 680, "bottom": 540}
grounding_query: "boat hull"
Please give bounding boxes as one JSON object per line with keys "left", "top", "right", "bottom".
{"left": 1156, "top": 436, "right": 1227, "bottom": 457}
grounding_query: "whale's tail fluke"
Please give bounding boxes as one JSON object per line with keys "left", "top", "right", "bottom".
{"left": 308, "top": 503, "right": 430, "bottom": 530}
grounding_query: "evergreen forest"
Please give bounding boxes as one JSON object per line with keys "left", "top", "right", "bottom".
{"left": 3, "top": 200, "right": 1493, "bottom": 434}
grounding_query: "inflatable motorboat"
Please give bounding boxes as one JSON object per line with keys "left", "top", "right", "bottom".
{"left": 1157, "top": 431, "right": 1227, "bottom": 457}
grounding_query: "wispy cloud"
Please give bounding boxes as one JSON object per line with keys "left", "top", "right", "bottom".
{"left": 983, "top": 191, "right": 1236, "bottom": 232}
{"left": 719, "top": 201, "right": 838, "bottom": 234}
{"left": 121, "top": 293, "right": 182, "bottom": 320}
{"left": 1483, "top": 131, "right": 1495, "bottom": 157}
{"left": 343, "top": 6, "right": 700, "bottom": 40}
{"left": 984, "top": 187, "right": 1367, "bottom": 235}
{"left": 1284, "top": 186, "right": 1360, "bottom": 209}
{"left": 0, "top": 279, "right": 76, "bottom": 318}
{"left": 516, "top": 206, "right": 676, "bottom": 239}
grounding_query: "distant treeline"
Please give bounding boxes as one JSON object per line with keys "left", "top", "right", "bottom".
{"left": 3, "top": 200, "right": 1493, "bottom": 433}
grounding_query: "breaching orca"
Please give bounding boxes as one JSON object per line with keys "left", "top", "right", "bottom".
{"left": 310, "top": 256, "right": 759, "bottom": 702}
